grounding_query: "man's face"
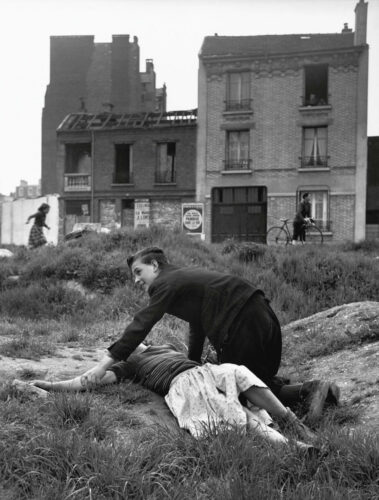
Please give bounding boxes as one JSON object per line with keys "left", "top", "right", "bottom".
{"left": 131, "top": 258, "right": 159, "bottom": 292}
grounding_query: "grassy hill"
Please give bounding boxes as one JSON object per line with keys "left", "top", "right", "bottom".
{"left": 0, "top": 227, "right": 378, "bottom": 499}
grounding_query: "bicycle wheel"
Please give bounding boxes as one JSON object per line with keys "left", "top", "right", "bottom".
{"left": 304, "top": 224, "right": 324, "bottom": 244}
{"left": 266, "top": 226, "right": 289, "bottom": 245}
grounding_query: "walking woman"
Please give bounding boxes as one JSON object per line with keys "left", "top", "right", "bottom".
{"left": 26, "top": 203, "right": 50, "bottom": 248}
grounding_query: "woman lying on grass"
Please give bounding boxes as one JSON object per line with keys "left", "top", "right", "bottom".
{"left": 29, "top": 343, "right": 320, "bottom": 454}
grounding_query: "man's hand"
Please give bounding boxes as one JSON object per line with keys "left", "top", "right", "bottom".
{"left": 79, "top": 353, "right": 115, "bottom": 388}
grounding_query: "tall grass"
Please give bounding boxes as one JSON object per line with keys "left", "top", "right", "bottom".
{"left": 0, "top": 228, "right": 378, "bottom": 498}
{"left": 1, "top": 228, "right": 378, "bottom": 326}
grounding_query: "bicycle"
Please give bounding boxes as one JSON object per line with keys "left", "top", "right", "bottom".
{"left": 266, "top": 218, "right": 324, "bottom": 245}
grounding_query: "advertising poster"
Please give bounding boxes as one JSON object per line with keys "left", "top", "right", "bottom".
{"left": 182, "top": 203, "right": 204, "bottom": 236}
{"left": 134, "top": 199, "right": 150, "bottom": 228}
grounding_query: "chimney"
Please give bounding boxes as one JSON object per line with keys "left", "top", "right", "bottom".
{"left": 341, "top": 22, "right": 352, "bottom": 33}
{"left": 354, "top": 0, "right": 368, "bottom": 45}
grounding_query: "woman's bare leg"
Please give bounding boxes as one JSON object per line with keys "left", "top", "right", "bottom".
{"left": 242, "top": 386, "right": 288, "bottom": 418}
{"left": 242, "top": 385, "right": 318, "bottom": 443}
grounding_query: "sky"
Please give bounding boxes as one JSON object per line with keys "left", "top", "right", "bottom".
{"left": 0, "top": 0, "right": 378, "bottom": 196}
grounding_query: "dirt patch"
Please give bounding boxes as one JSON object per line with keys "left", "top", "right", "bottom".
{"left": 1, "top": 302, "right": 378, "bottom": 434}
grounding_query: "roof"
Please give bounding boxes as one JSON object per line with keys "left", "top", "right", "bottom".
{"left": 200, "top": 33, "right": 356, "bottom": 59}
{"left": 57, "top": 109, "right": 197, "bottom": 131}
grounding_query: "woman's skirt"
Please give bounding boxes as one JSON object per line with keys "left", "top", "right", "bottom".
{"left": 165, "top": 363, "right": 272, "bottom": 438}
{"left": 28, "top": 224, "right": 47, "bottom": 248}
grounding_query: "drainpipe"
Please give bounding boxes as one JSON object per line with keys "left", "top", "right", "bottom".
{"left": 91, "top": 130, "right": 95, "bottom": 222}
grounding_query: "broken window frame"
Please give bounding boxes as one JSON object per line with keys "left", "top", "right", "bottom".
{"left": 155, "top": 142, "right": 176, "bottom": 183}
{"left": 303, "top": 64, "right": 329, "bottom": 106}
{"left": 226, "top": 72, "right": 251, "bottom": 111}
{"left": 65, "top": 143, "right": 92, "bottom": 174}
{"left": 113, "top": 143, "right": 133, "bottom": 184}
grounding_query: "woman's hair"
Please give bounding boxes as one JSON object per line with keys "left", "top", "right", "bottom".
{"left": 38, "top": 203, "right": 50, "bottom": 212}
{"left": 127, "top": 247, "right": 168, "bottom": 269}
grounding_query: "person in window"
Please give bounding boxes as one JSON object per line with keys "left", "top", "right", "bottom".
{"left": 292, "top": 193, "right": 314, "bottom": 245}
{"left": 29, "top": 342, "right": 319, "bottom": 451}
{"left": 26, "top": 203, "right": 50, "bottom": 249}
{"left": 78, "top": 246, "right": 339, "bottom": 421}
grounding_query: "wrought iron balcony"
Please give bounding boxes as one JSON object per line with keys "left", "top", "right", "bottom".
{"left": 64, "top": 174, "right": 91, "bottom": 192}
{"left": 300, "top": 156, "right": 329, "bottom": 168}
{"left": 223, "top": 159, "right": 252, "bottom": 171}
{"left": 224, "top": 99, "right": 252, "bottom": 112}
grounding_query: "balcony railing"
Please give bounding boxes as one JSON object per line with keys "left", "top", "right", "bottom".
{"left": 112, "top": 172, "right": 133, "bottom": 184}
{"left": 155, "top": 170, "right": 176, "bottom": 183}
{"left": 300, "top": 156, "right": 329, "bottom": 168}
{"left": 225, "top": 99, "right": 252, "bottom": 112}
{"left": 64, "top": 174, "right": 91, "bottom": 192}
{"left": 223, "top": 159, "right": 252, "bottom": 171}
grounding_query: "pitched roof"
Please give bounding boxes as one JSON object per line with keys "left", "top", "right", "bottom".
{"left": 200, "top": 33, "right": 356, "bottom": 58}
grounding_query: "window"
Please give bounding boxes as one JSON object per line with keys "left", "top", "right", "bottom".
{"left": 114, "top": 144, "right": 132, "bottom": 184}
{"left": 156, "top": 142, "right": 176, "bottom": 183}
{"left": 225, "top": 130, "right": 250, "bottom": 170}
{"left": 298, "top": 190, "right": 330, "bottom": 231}
{"left": 304, "top": 64, "right": 328, "bottom": 106}
{"left": 65, "top": 200, "right": 90, "bottom": 217}
{"left": 226, "top": 72, "right": 251, "bottom": 111}
{"left": 302, "top": 127, "right": 328, "bottom": 167}
{"left": 65, "top": 143, "right": 91, "bottom": 173}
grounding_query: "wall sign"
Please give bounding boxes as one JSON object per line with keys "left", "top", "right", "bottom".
{"left": 182, "top": 203, "right": 204, "bottom": 235}
{"left": 134, "top": 199, "right": 150, "bottom": 228}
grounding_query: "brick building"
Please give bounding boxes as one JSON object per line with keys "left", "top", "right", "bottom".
{"left": 56, "top": 110, "right": 197, "bottom": 234}
{"left": 196, "top": 0, "right": 369, "bottom": 243}
{"left": 42, "top": 35, "right": 166, "bottom": 195}
{"left": 13, "top": 180, "right": 41, "bottom": 200}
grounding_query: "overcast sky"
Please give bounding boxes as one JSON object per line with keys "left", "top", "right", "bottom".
{"left": 0, "top": 0, "right": 378, "bottom": 196}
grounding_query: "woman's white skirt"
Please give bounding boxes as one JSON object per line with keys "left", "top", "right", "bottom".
{"left": 165, "top": 363, "right": 273, "bottom": 438}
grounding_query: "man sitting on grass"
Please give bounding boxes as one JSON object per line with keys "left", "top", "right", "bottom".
{"left": 27, "top": 343, "right": 322, "bottom": 454}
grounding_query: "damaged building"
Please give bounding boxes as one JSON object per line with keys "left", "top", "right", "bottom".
{"left": 42, "top": 34, "right": 167, "bottom": 196}
{"left": 196, "top": 0, "right": 369, "bottom": 243}
{"left": 56, "top": 109, "right": 197, "bottom": 234}
{"left": 42, "top": 34, "right": 198, "bottom": 235}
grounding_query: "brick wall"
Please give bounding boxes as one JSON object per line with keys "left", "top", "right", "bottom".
{"left": 329, "top": 195, "right": 355, "bottom": 240}
{"left": 92, "top": 125, "right": 196, "bottom": 192}
{"left": 151, "top": 199, "right": 182, "bottom": 229}
{"left": 199, "top": 51, "right": 360, "bottom": 242}
{"left": 42, "top": 35, "right": 161, "bottom": 195}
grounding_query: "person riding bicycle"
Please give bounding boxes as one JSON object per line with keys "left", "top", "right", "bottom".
{"left": 292, "top": 193, "right": 314, "bottom": 244}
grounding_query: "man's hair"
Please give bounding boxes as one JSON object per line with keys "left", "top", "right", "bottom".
{"left": 127, "top": 247, "right": 168, "bottom": 269}
{"left": 302, "top": 192, "right": 309, "bottom": 199}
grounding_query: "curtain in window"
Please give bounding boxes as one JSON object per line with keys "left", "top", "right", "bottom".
{"left": 304, "top": 128, "right": 327, "bottom": 166}
{"left": 228, "top": 73, "right": 250, "bottom": 104}
{"left": 228, "top": 131, "right": 249, "bottom": 161}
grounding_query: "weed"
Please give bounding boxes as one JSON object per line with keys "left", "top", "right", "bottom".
{"left": 0, "top": 332, "right": 55, "bottom": 360}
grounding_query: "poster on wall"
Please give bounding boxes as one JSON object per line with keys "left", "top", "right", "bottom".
{"left": 182, "top": 203, "right": 204, "bottom": 238}
{"left": 134, "top": 199, "right": 150, "bottom": 228}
